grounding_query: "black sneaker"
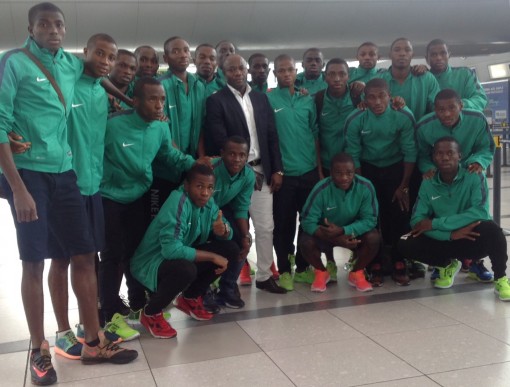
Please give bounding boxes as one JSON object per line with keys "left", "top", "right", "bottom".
{"left": 216, "top": 290, "right": 245, "bottom": 309}
{"left": 30, "top": 340, "right": 57, "bottom": 386}
{"left": 202, "top": 287, "right": 221, "bottom": 314}
{"left": 409, "top": 261, "right": 426, "bottom": 279}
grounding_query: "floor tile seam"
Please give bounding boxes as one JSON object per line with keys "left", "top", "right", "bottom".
{"left": 349, "top": 374, "right": 439, "bottom": 387}
{"left": 257, "top": 350, "right": 298, "bottom": 387}
{"left": 461, "top": 318, "right": 510, "bottom": 347}
{"left": 425, "top": 359, "right": 510, "bottom": 377}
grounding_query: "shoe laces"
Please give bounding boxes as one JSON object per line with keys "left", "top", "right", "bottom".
{"left": 475, "top": 260, "right": 489, "bottom": 273}
{"left": 64, "top": 331, "right": 79, "bottom": 346}
{"left": 33, "top": 351, "right": 53, "bottom": 371}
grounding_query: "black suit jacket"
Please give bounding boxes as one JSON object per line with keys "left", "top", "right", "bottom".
{"left": 205, "top": 86, "right": 283, "bottom": 184}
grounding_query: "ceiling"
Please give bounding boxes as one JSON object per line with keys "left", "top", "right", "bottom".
{"left": 1, "top": 0, "right": 509, "bottom": 62}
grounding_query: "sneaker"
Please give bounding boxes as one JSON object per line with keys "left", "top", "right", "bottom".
{"left": 409, "top": 261, "right": 426, "bottom": 279}
{"left": 368, "top": 264, "right": 384, "bottom": 287}
{"left": 203, "top": 287, "right": 221, "bottom": 314}
{"left": 239, "top": 261, "right": 252, "bottom": 286}
{"left": 105, "top": 313, "right": 140, "bottom": 341}
{"left": 434, "top": 259, "right": 461, "bottom": 289}
{"left": 81, "top": 330, "right": 138, "bottom": 365}
{"left": 140, "top": 309, "right": 177, "bottom": 339}
{"left": 294, "top": 267, "right": 315, "bottom": 284}
{"left": 288, "top": 254, "right": 296, "bottom": 272}
{"left": 461, "top": 259, "right": 472, "bottom": 272}
{"left": 392, "top": 261, "right": 410, "bottom": 286}
{"left": 76, "top": 323, "right": 122, "bottom": 344}
{"left": 326, "top": 261, "right": 338, "bottom": 282}
{"left": 270, "top": 262, "right": 280, "bottom": 280}
{"left": 54, "top": 329, "right": 82, "bottom": 360}
{"left": 30, "top": 340, "right": 57, "bottom": 386}
{"left": 468, "top": 260, "right": 494, "bottom": 283}
{"left": 311, "top": 269, "right": 330, "bottom": 292}
{"left": 278, "top": 272, "right": 294, "bottom": 291}
{"left": 494, "top": 277, "right": 510, "bottom": 301}
{"left": 174, "top": 295, "right": 213, "bottom": 321}
{"left": 430, "top": 268, "right": 440, "bottom": 281}
{"left": 127, "top": 308, "right": 141, "bottom": 325}
{"left": 216, "top": 290, "right": 245, "bottom": 309}
{"left": 348, "top": 270, "right": 373, "bottom": 292}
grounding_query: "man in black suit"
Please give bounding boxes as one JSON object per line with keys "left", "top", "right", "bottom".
{"left": 205, "top": 54, "right": 286, "bottom": 293}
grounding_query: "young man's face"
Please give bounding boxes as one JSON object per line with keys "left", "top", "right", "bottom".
{"left": 325, "top": 63, "right": 349, "bottom": 95}
{"left": 194, "top": 46, "right": 217, "bottom": 79}
{"left": 136, "top": 47, "right": 159, "bottom": 77}
{"left": 185, "top": 174, "right": 215, "bottom": 207}
{"left": 164, "top": 39, "right": 191, "bottom": 73}
{"left": 302, "top": 50, "right": 324, "bottom": 79}
{"left": 84, "top": 40, "right": 117, "bottom": 78}
{"left": 390, "top": 39, "right": 413, "bottom": 70}
{"left": 435, "top": 97, "right": 463, "bottom": 128}
{"left": 217, "top": 41, "right": 235, "bottom": 69}
{"left": 364, "top": 86, "right": 390, "bottom": 115}
{"left": 330, "top": 161, "right": 355, "bottom": 191}
{"left": 221, "top": 141, "right": 248, "bottom": 176}
{"left": 249, "top": 56, "right": 270, "bottom": 84}
{"left": 134, "top": 84, "right": 165, "bottom": 122}
{"left": 357, "top": 45, "right": 379, "bottom": 70}
{"left": 433, "top": 141, "right": 461, "bottom": 174}
{"left": 426, "top": 44, "right": 450, "bottom": 73}
{"left": 28, "top": 11, "right": 66, "bottom": 53}
{"left": 274, "top": 58, "right": 297, "bottom": 88}
{"left": 224, "top": 55, "right": 248, "bottom": 92}
{"left": 110, "top": 54, "right": 137, "bottom": 86}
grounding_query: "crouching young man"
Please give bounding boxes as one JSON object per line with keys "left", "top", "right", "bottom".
{"left": 299, "top": 153, "right": 380, "bottom": 292}
{"left": 398, "top": 137, "right": 510, "bottom": 299}
{"left": 130, "top": 165, "right": 240, "bottom": 338}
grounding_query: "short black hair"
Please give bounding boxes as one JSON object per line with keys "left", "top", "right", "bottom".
{"left": 433, "top": 136, "right": 460, "bottom": 152}
{"left": 364, "top": 78, "right": 389, "bottom": 94}
{"left": 134, "top": 45, "right": 159, "bottom": 61}
{"left": 133, "top": 77, "right": 162, "bottom": 99}
{"left": 325, "top": 58, "right": 348, "bottom": 73}
{"left": 302, "top": 47, "right": 323, "bottom": 60}
{"left": 435, "top": 89, "right": 461, "bottom": 105}
{"left": 195, "top": 43, "right": 215, "bottom": 57}
{"left": 186, "top": 164, "right": 214, "bottom": 183}
{"left": 29, "top": 2, "right": 64, "bottom": 26}
{"left": 274, "top": 54, "right": 294, "bottom": 70}
{"left": 223, "top": 135, "right": 248, "bottom": 150}
{"left": 215, "top": 40, "right": 236, "bottom": 51}
{"left": 117, "top": 49, "right": 137, "bottom": 62}
{"left": 357, "top": 42, "right": 378, "bottom": 53}
{"left": 331, "top": 152, "right": 355, "bottom": 169}
{"left": 390, "top": 37, "right": 411, "bottom": 51}
{"left": 86, "top": 33, "right": 117, "bottom": 50}
{"left": 426, "top": 39, "right": 448, "bottom": 55}
{"left": 163, "top": 36, "right": 185, "bottom": 55}
{"left": 248, "top": 53, "right": 268, "bottom": 66}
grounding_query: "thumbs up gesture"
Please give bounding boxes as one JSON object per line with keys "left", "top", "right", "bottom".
{"left": 213, "top": 210, "right": 230, "bottom": 237}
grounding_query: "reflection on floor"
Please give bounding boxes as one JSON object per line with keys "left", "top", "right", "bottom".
{"left": 1, "top": 168, "right": 510, "bottom": 386}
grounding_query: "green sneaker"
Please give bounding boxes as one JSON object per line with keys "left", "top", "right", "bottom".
{"left": 434, "top": 259, "right": 461, "bottom": 289}
{"left": 326, "top": 261, "right": 338, "bottom": 282}
{"left": 105, "top": 313, "right": 140, "bottom": 341}
{"left": 494, "top": 277, "right": 510, "bottom": 301}
{"left": 288, "top": 254, "right": 296, "bottom": 272}
{"left": 127, "top": 309, "right": 141, "bottom": 325}
{"left": 279, "top": 272, "right": 294, "bottom": 291}
{"left": 294, "top": 267, "right": 315, "bottom": 284}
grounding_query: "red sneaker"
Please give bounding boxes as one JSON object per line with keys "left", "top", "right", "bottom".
{"left": 311, "top": 269, "right": 330, "bottom": 292}
{"left": 348, "top": 270, "right": 373, "bottom": 292}
{"left": 140, "top": 310, "right": 177, "bottom": 339}
{"left": 174, "top": 295, "right": 213, "bottom": 321}
{"left": 239, "top": 262, "right": 252, "bottom": 286}
{"left": 270, "top": 262, "right": 280, "bottom": 280}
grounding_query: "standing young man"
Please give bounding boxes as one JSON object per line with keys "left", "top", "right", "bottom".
{"left": 0, "top": 3, "right": 137, "bottom": 385}
{"left": 248, "top": 53, "right": 271, "bottom": 93}
{"left": 194, "top": 43, "right": 224, "bottom": 97}
{"left": 295, "top": 48, "right": 327, "bottom": 95}
{"left": 107, "top": 49, "right": 137, "bottom": 113}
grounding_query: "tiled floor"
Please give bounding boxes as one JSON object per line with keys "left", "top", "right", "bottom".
{"left": 2, "top": 167, "right": 510, "bottom": 386}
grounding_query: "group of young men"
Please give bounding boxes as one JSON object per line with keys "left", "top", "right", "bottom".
{"left": 0, "top": 2, "right": 508, "bottom": 386}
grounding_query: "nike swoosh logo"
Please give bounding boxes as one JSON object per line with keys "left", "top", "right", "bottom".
{"left": 361, "top": 130, "right": 371, "bottom": 134}
{"left": 214, "top": 189, "right": 221, "bottom": 193}
{"left": 321, "top": 112, "right": 329, "bottom": 116}
{"left": 36, "top": 77, "right": 47, "bottom": 82}
{"left": 168, "top": 105, "right": 176, "bottom": 109}
{"left": 326, "top": 206, "right": 336, "bottom": 211}
{"left": 32, "top": 364, "right": 49, "bottom": 378}
{"left": 72, "top": 103, "right": 83, "bottom": 108}
{"left": 274, "top": 108, "right": 284, "bottom": 113}
{"left": 122, "top": 142, "right": 134, "bottom": 147}
{"left": 431, "top": 196, "right": 441, "bottom": 200}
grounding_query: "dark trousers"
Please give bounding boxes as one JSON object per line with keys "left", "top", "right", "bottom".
{"left": 361, "top": 160, "right": 411, "bottom": 262}
{"left": 99, "top": 196, "right": 150, "bottom": 321}
{"left": 145, "top": 240, "right": 240, "bottom": 314}
{"left": 398, "top": 221, "right": 507, "bottom": 279}
{"left": 273, "top": 169, "right": 320, "bottom": 274}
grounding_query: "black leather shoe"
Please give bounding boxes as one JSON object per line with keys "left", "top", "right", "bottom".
{"left": 256, "top": 277, "right": 287, "bottom": 294}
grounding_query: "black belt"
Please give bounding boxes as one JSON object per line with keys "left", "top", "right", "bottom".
{"left": 248, "top": 159, "right": 261, "bottom": 167}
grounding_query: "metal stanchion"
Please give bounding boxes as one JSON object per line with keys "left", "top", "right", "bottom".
{"left": 493, "top": 135, "right": 510, "bottom": 235}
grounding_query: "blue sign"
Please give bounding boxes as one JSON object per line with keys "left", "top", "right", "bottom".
{"left": 482, "top": 80, "right": 509, "bottom": 127}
